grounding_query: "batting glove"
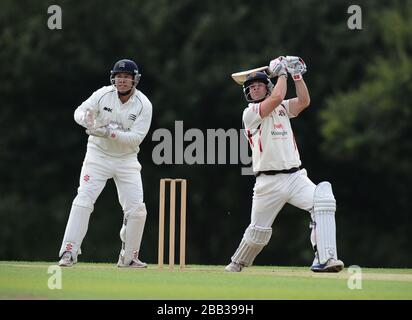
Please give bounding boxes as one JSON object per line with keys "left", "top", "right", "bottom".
{"left": 268, "top": 56, "right": 288, "bottom": 78}
{"left": 285, "top": 56, "right": 307, "bottom": 81}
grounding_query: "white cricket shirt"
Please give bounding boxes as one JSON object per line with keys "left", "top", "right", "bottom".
{"left": 242, "top": 99, "right": 301, "bottom": 172}
{"left": 74, "top": 86, "right": 152, "bottom": 157}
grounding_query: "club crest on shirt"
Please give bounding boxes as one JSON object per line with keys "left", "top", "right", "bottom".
{"left": 278, "top": 109, "right": 286, "bottom": 117}
{"left": 103, "top": 106, "right": 113, "bottom": 113}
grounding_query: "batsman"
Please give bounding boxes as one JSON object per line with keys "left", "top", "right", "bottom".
{"left": 226, "top": 56, "right": 344, "bottom": 272}
{"left": 58, "top": 59, "right": 152, "bottom": 268}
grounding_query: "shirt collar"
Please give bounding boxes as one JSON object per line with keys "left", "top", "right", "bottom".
{"left": 118, "top": 89, "right": 138, "bottom": 104}
{"left": 128, "top": 89, "right": 139, "bottom": 102}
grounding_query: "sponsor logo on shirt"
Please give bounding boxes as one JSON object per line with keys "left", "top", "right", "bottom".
{"left": 103, "top": 107, "right": 113, "bottom": 113}
{"left": 128, "top": 114, "right": 137, "bottom": 121}
{"left": 271, "top": 123, "right": 288, "bottom": 137}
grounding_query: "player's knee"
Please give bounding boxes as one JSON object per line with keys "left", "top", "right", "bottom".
{"left": 244, "top": 224, "right": 272, "bottom": 247}
{"left": 313, "top": 181, "right": 336, "bottom": 214}
{"left": 120, "top": 203, "right": 146, "bottom": 243}
{"left": 73, "top": 192, "right": 94, "bottom": 210}
{"left": 125, "top": 202, "right": 147, "bottom": 219}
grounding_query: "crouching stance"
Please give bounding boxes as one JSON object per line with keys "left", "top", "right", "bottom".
{"left": 226, "top": 56, "right": 343, "bottom": 273}
{"left": 58, "top": 59, "right": 152, "bottom": 268}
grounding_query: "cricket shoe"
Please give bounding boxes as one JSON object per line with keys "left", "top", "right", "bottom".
{"left": 58, "top": 251, "right": 77, "bottom": 267}
{"left": 310, "top": 258, "right": 344, "bottom": 273}
{"left": 225, "top": 261, "right": 244, "bottom": 272}
{"left": 117, "top": 257, "right": 148, "bottom": 268}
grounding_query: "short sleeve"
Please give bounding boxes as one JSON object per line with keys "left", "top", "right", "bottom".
{"left": 281, "top": 99, "right": 297, "bottom": 118}
{"left": 242, "top": 103, "right": 263, "bottom": 130}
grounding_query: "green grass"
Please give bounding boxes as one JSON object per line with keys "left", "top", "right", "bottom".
{"left": 1, "top": 261, "right": 411, "bottom": 300}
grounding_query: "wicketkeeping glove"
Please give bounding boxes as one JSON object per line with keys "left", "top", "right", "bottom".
{"left": 86, "top": 126, "right": 113, "bottom": 138}
{"left": 285, "top": 56, "right": 307, "bottom": 81}
{"left": 268, "top": 56, "right": 288, "bottom": 78}
{"left": 78, "top": 108, "right": 97, "bottom": 129}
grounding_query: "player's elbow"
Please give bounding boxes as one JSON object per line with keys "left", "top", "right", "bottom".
{"left": 74, "top": 109, "right": 84, "bottom": 126}
{"left": 302, "top": 97, "right": 310, "bottom": 108}
{"left": 298, "top": 94, "right": 310, "bottom": 109}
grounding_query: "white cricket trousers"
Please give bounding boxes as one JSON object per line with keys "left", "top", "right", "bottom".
{"left": 251, "top": 169, "right": 316, "bottom": 227}
{"left": 59, "top": 148, "right": 144, "bottom": 257}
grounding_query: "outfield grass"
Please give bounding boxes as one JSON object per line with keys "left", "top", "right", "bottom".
{"left": 0, "top": 261, "right": 411, "bottom": 300}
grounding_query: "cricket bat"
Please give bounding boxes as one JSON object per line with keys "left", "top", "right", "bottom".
{"left": 231, "top": 66, "right": 268, "bottom": 85}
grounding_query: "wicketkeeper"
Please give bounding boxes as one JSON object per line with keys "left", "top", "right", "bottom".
{"left": 226, "top": 56, "right": 344, "bottom": 272}
{"left": 58, "top": 59, "right": 152, "bottom": 268}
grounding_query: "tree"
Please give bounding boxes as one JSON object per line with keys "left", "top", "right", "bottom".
{"left": 320, "top": 3, "right": 412, "bottom": 266}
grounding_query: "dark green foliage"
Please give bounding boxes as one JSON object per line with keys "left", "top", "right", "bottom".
{"left": 0, "top": 0, "right": 410, "bottom": 267}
